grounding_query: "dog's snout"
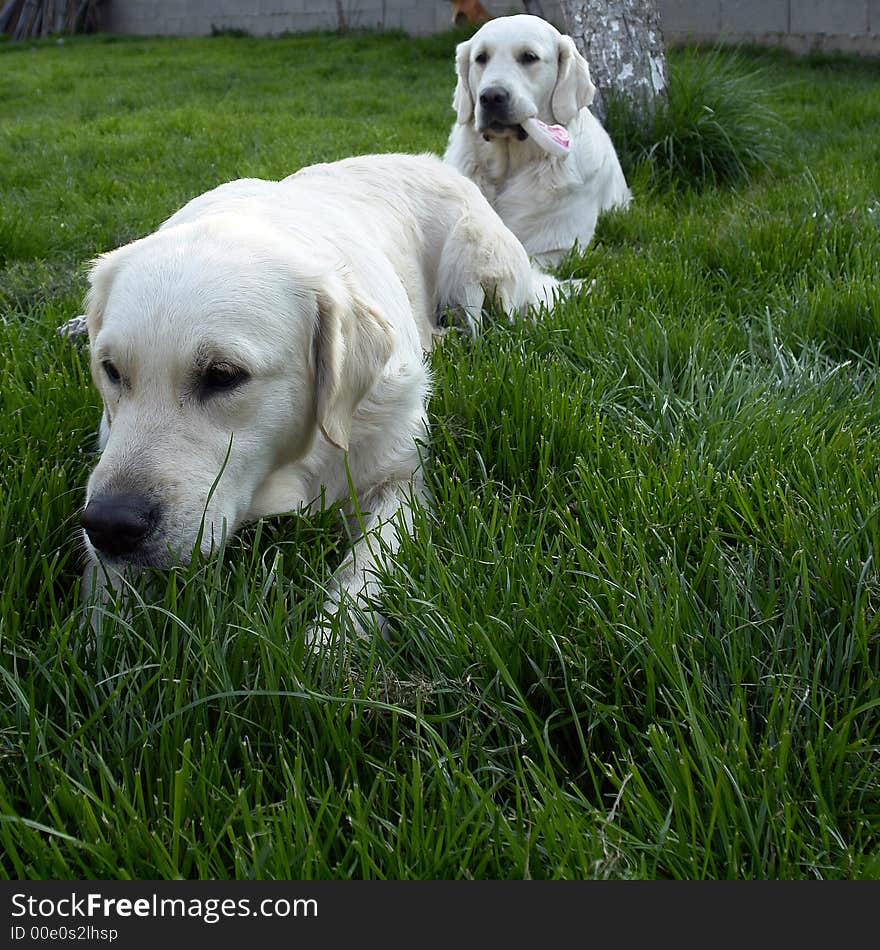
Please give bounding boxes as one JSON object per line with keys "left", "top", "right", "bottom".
{"left": 81, "top": 494, "right": 158, "bottom": 558}
{"left": 479, "top": 86, "right": 510, "bottom": 110}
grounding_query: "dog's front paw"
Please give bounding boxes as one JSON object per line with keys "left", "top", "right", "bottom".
{"left": 59, "top": 314, "right": 89, "bottom": 340}
{"left": 304, "top": 590, "right": 389, "bottom": 650}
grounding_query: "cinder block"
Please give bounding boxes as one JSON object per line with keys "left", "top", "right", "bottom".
{"left": 267, "top": 12, "right": 300, "bottom": 34}
{"left": 790, "top": 0, "right": 868, "bottom": 33}
{"left": 188, "top": 17, "right": 218, "bottom": 36}
{"left": 155, "top": 16, "right": 183, "bottom": 35}
{"left": 659, "top": 0, "right": 721, "bottom": 34}
{"left": 212, "top": 13, "right": 256, "bottom": 33}
{"left": 401, "top": 5, "right": 435, "bottom": 35}
{"left": 296, "top": 10, "right": 338, "bottom": 31}
{"left": 434, "top": 4, "right": 452, "bottom": 31}
{"left": 722, "top": 0, "right": 788, "bottom": 33}
{"left": 365, "top": 3, "right": 393, "bottom": 29}
{"left": 158, "top": 0, "right": 186, "bottom": 17}
{"left": 215, "top": 0, "right": 248, "bottom": 15}
{"left": 187, "top": 15, "right": 218, "bottom": 34}
{"left": 361, "top": 13, "right": 390, "bottom": 31}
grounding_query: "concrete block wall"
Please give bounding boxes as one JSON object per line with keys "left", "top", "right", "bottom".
{"left": 101, "top": 1, "right": 454, "bottom": 37}
{"left": 99, "top": 1, "right": 880, "bottom": 55}
{"left": 660, "top": 0, "right": 880, "bottom": 55}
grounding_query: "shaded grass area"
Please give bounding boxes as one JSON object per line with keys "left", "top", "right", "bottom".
{"left": 1, "top": 32, "right": 879, "bottom": 879}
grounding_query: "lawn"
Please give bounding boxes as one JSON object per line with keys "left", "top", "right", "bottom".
{"left": 1, "top": 29, "right": 879, "bottom": 879}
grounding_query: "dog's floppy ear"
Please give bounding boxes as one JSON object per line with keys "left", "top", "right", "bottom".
{"left": 83, "top": 241, "right": 139, "bottom": 340}
{"left": 84, "top": 248, "right": 123, "bottom": 340}
{"left": 453, "top": 39, "right": 474, "bottom": 125}
{"left": 313, "top": 273, "right": 395, "bottom": 452}
{"left": 552, "top": 35, "right": 596, "bottom": 125}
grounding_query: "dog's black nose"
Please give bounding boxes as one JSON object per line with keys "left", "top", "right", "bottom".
{"left": 479, "top": 86, "right": 510, "bottom": 111}
{"left": 81, "top": 494, "right": 158, "bottom": 558}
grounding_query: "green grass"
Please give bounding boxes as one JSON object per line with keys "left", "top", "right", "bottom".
{"left": 2, "top": 31, "right": 880, "bottom": 880}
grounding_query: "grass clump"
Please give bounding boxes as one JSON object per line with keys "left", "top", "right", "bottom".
{"left": 607, "top": 47, "right": 788, "bottom": 189}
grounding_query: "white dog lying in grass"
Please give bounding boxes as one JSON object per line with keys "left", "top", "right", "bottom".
{"left": 444, "top": 14, "right": 631, "bottom": 266}
{"left": 70, "top": 153, "right": 565, "bottom": 642}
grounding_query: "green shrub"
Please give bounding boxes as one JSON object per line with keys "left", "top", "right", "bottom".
{"left": 607, "top": 47, "right": 788, "bottom": 189}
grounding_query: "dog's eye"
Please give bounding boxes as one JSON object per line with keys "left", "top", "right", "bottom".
{"left": 102, "top": 360, "right": 121, "bottom": 384}
{"left": 519, "top": 51, "right": 540, "bottom": 65}
{"left": 202, "top": 362, "right": 249, "bottom": 395}
{"left": 474, "top": 51, "right": 489, "bottom": 65}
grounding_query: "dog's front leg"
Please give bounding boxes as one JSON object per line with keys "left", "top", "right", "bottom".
{"left": 306, "top": 477, "right": 425, "bottom": 648}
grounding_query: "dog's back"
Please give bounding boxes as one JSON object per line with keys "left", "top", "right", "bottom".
{"left": 166, "top": 153, "right": 560, "bottom": 342}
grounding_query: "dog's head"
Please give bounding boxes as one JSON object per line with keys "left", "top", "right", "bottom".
{"left": 452, "top": 14, "right": 596, "bottom": 138}
{"left": 80, "top": 214, "right": 393, "bottom": 570}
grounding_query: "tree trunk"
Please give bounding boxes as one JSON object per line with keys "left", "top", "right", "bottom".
{"left": 522, "top": 0, "right": 546, "bottom": 16}
{"left": 1, "top": 0, "right": 106, "bottom": 38}
{"left": 335, "top": 0, "right": 348, "bottom": 34}
{"left": 557, "top": 0, "right": 668, "bottom": 126}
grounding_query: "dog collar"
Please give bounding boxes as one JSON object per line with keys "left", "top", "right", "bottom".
{"left": 522, "top": 117, "right": 571, "bottom": 157}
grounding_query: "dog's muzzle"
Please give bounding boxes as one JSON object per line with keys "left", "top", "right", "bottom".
{"left": 477, "top": 87, "right": 529, "bottom": 140}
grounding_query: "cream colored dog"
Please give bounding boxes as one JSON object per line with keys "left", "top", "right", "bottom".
{"left": 444, "top": 14, "right": 631, "bottom": 265}
{"left": 76, "top": 153, "right": 562, "bottom": 641}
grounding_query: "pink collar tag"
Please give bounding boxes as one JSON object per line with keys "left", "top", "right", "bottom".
{"left": 522, "top": 117, "right": 572, "bottom": 157}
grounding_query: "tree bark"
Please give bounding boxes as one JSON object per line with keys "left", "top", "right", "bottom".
{"left": 557, "top": 0, "right": 668, "bottom": 126}
{"left": 1, "top": 0, "right": 105, "bottom": 38}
